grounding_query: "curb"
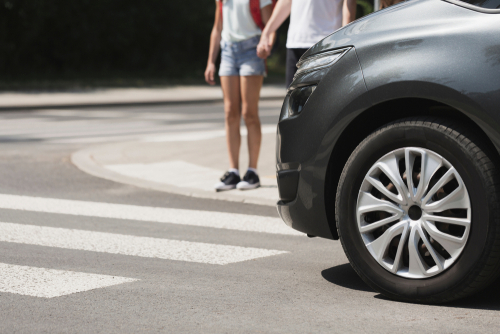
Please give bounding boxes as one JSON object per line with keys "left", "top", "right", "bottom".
{"left": 71, "top": 144, "right": 277, "bottom": 207}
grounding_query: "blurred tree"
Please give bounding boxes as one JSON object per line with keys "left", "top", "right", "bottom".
{"left": 0, "top": 0, "right": 214, "bottom": 83}
{"left": 0, "top": 0, "right": 374, "bottom": 87}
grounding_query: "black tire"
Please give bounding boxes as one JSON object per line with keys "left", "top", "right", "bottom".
{"left": 335, "top": 117, "right": 500, "bottom": 303}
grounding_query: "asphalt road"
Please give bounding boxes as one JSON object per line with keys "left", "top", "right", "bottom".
{"left": 0, "top": 102, "right": 499, "bottom": 333}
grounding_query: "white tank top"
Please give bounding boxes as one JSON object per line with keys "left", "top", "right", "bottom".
{"left": 219, "top": 0, "right": 273, "bottom": 42}
{"left": 287, "top": 0, "right": 344, "bottom": 49}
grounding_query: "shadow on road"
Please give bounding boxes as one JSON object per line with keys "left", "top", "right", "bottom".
{"left": 374, "top": 282, "right": 500, "bottom": 310}
{"left": 323, "top": 263, "right": 500, "bottom": 310}
{"left": 438, "top": 281, "right": 500, "bottom": 310}
{"left": 321, "top": 263, "right": 374, "bottom": 293}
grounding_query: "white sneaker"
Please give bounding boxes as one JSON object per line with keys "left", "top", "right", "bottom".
{"left": 214, "top": 171, "right": 241, "bottom": 192}
{"left": 236, "top": 170, "right": 260, "bottom": 190}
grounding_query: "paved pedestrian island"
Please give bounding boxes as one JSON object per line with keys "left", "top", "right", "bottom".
{"left": 71, "top": 113, "right": 281, "bottom": 206}
{"left": 0, "top": 99, "right": 282, "bottom": 206}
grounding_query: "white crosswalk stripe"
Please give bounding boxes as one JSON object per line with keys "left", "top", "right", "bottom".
{"left": 0, "top": 263, "right": 137, "bottom": 298}
{"left": 0, "top": 194, "right": 301, "bottom": 236}
{"left": 0, "top": 222, "right": 288, "bottom": 265}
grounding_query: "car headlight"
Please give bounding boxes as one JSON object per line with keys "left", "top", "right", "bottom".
{"left": 295, "top": 47, "right": 351, "bottom": 77}
{"left": 279, "top": 85, "right": 317, "bottom": 121}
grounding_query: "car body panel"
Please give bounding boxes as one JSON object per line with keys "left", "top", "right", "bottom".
{"left": 277, "top": 0, "right": 500, "bottom": 238}
{"left": 277, "top": 49, "right": 369, "bottom": 238}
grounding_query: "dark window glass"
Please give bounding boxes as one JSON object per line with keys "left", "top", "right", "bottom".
{"left": 458, "top": 0, "right": 500, "bottom": 9}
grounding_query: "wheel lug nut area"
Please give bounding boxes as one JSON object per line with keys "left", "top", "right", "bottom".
{"left": 408, "top": 205, "right": 422, "bottom": 221}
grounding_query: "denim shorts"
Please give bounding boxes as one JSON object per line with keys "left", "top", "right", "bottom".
{"left": 219, "top": 36, "right": 266, "bottom": 77}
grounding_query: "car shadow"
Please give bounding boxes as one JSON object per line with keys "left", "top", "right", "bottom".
{"left": 375, "top": 281, "right": 500, "bottom": 310}
{"left": 321, "top": 263, "right": 374, "bottom": 293}
{"left": 323, "top": 263, "right": 500, "bottom": 310}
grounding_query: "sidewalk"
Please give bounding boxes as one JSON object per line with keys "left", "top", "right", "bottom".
{"left": 0, "top": 85, "right": 285, "bottom": 110}
{"left": 71, "top": 124, "right": 279, "bottom": 207}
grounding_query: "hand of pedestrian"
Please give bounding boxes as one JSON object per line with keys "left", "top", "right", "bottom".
{"left": 204, "top": 63, "right": 217, "bottom": 85}
{"left": 257, "top": 35, "right": 272, "bottom": 59}
{"left": 257, "top": 43, "right": 271, "bottom": 59}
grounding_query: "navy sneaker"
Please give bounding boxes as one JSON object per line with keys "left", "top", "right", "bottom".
{"left": 237, "top": 170, "right": 260, "bottom": 190}
{"left": 214, "top": 171, "right": 241, "bottom": 192}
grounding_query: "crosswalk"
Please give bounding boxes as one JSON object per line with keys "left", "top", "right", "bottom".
{"left": 0, "top": 194, "right": 298, "bottom": 299}
{"left": 0, "top": 102, "right": 288, "bottom": 299}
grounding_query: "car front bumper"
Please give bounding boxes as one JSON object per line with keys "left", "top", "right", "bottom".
{"left": 275, "top": 48, "right": 369, "bottom": 239}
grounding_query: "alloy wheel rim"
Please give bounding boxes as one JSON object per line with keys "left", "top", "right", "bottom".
{"left": 356, "top": 147, "right": 471, "bottom": 279}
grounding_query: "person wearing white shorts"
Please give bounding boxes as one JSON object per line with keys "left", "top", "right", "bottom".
{"left": 205, "top": 0, "right": 276, "bottom": 192}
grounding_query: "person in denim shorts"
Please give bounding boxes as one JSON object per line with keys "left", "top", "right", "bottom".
{"left": 205, "top": 0, "right": 275, "bottom": 191}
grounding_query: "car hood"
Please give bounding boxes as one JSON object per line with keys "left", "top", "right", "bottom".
{"left": 301, "top": 0, "right": 474, "bottom": 59}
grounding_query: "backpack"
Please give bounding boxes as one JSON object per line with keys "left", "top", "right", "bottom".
{"left": 219, "top": 0, "right": 277, "bottom": 31}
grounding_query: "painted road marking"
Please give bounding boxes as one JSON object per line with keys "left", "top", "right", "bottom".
{"left": 0, "top": 222, "right": 288, "bottom": 265}
{"left": 0, "top": 194, "right": 301, "bottom": 236}
{"left": 0, "top": 263, "right": 137, "bottom": 298}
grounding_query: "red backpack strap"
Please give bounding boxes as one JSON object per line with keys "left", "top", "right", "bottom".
{"left": 252, "top": 0, "right": 277, "bottom": 30}
{"left": 249, "top": 0, "right": 264, "bottom": 31}
{"left": 250, "top": 0, "right": 277, "bottom": 31}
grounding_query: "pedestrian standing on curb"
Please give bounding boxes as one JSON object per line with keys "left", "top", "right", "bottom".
{"left": 205, "top": 0, "right": 276, "bottom": 192}
{"left": 257, "top": 0, "right": 357, "bottom": 88}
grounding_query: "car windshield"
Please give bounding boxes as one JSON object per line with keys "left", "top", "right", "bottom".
{"left": 457, "top": 0, "right": 500, "bottom": 9}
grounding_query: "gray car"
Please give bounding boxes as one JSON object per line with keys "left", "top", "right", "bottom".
{"left": 276, "top": 0, "right": 500, "bottom": 303}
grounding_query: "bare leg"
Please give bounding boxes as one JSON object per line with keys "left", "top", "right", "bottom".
{"left": 240, "top": 75, "right": 263, "bottom": 170}
{"left": 220, "top": 76, "right": 242, "bottom": 170}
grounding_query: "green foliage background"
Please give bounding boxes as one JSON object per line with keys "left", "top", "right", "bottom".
{"left": 0, "top": 0, "right": 373, "bottom": 88}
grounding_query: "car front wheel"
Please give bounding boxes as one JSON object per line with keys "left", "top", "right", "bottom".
{"left": 336, "top": 117, "right": 500, "bottom": 303}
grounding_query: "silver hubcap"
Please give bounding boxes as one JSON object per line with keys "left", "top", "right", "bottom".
{"left": 356, "top": 147, "right": 471, "bottom": 279}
